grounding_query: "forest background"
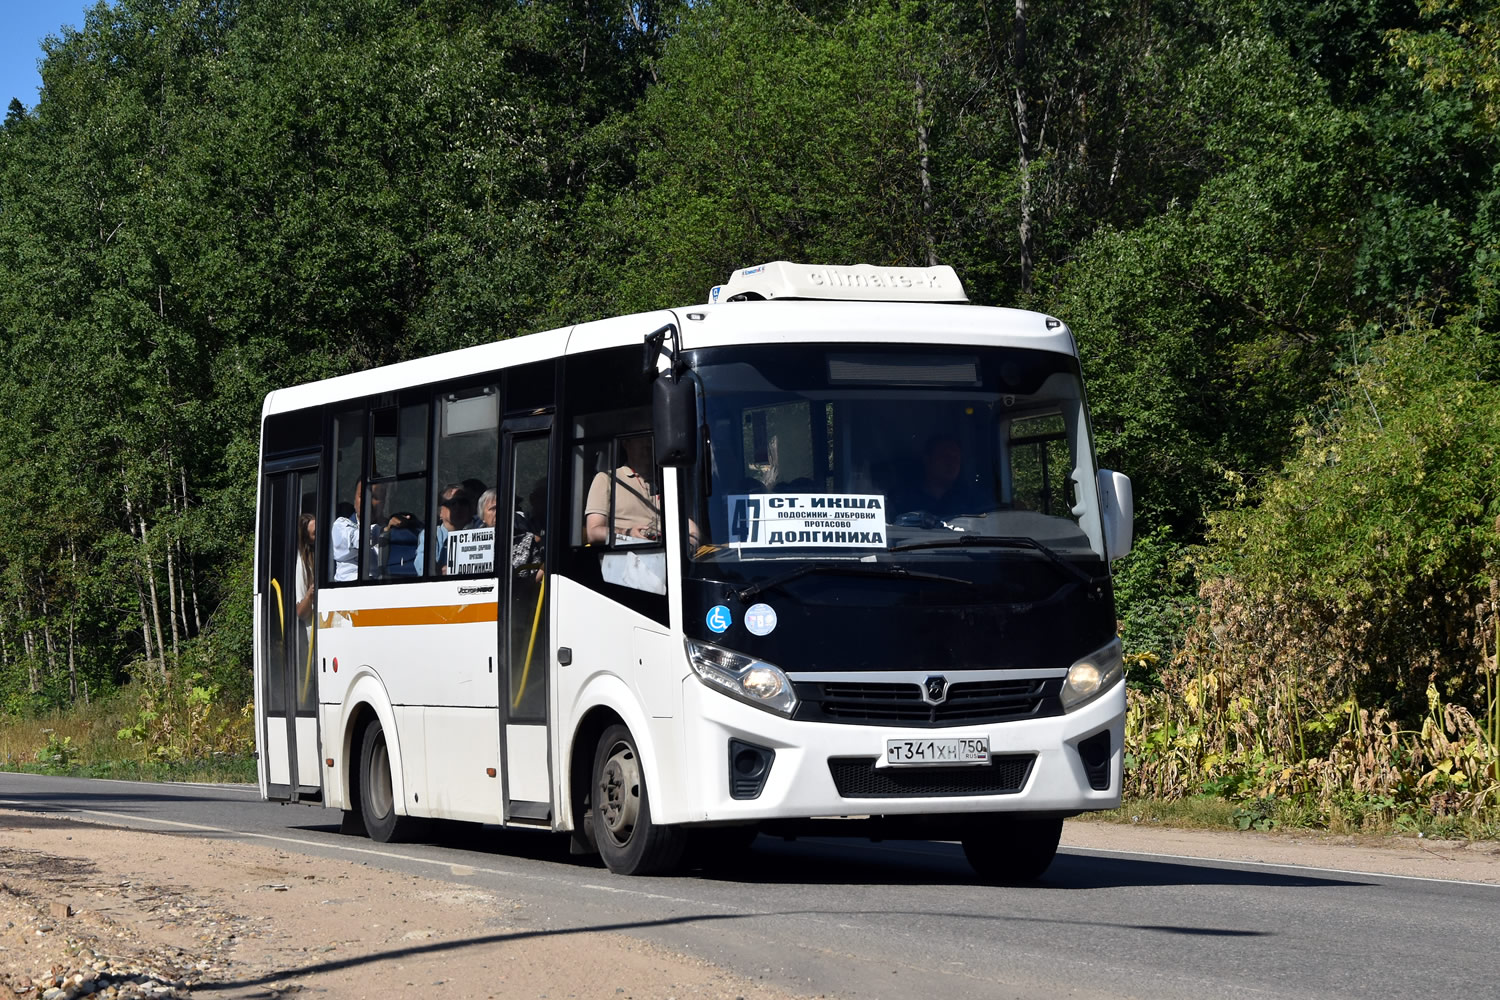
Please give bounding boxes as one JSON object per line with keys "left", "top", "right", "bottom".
{"left": 0, "top": 0, "right": 1496, "bottom": 834}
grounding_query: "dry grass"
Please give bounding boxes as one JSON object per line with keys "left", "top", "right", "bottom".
{"left": 1120, "top": 580, "right": 1500, "bottom": 838}
{"left": 0, "top": 680, "right": 253, "bottom": 783}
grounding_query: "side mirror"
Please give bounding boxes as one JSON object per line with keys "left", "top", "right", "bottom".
{"left": 1096, "top": 469, "right": 1133, "bottom": 562}
{"left": 653, "top": 375, "right": 699, "bottom": 467}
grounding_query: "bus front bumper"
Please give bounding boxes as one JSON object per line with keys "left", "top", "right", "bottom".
{"left": 667, "top": 676, "right": 1125, "bottom": 825}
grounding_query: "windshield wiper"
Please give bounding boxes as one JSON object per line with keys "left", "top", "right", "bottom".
{"left": 886, "top": 535, "right": 1104, "bottom": 587}
{"left": 733, "top": 562, "right": 974, "bottom": 603}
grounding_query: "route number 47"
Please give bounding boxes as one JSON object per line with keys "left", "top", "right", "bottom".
{"left": 729, "top": 497, "right": 763, "bottom": 544}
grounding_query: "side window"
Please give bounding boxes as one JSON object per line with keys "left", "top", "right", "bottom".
{"left": 365, "top": 401, "right": 430, "bottom": 581}
{"left": 562, "top": 345, "right": 668, "bottom": 613}
{"left": 1009, "top": 413, "right": 1072, "bottom": 515}
{"left": 577, "top": 430, "right": 660, "bottom": 547}
{"left": 434, "top": 384, "right": 499, "bottom": 576}
{"left": 327, "top": 398, "right": 432, "bottom": 585}
{"left": 328, "top": 407, "right": 365, "bottom": 584}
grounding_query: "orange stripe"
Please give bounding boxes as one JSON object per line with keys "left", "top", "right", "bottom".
{"left": 347, "top": 603, "right": 499, "bottom": 627}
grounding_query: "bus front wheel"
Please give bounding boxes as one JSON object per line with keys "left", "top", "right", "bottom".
{"left": 592, "top": 724, "right": 685, "bottom": 875}
{"left": 960, "top": 815, "right": 1063, "bottom": 883}
{"left": 358, "top": 719, "right": 425, "bottom": 844}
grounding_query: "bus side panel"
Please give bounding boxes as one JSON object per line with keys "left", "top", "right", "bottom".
{"left": 552, "top": 575, "right": 692, "bottom": 827}
{"left": 318, "top": 581, "right": 501, "bottom": 823}
{"left": 396, "top": 705, "right": 428, "bottom": 817}
{"left": 318, "top": 582, "right": 498, "bottom": 711}
{"left": 424, "top": 705, "right": 502, "bottom": 822}
{"left": 320, "top": 701, "right": 346, "bottom": 810}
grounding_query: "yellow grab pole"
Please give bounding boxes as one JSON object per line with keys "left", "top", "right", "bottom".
{"left": 513, "top": 573, "right": 546, "bottom": 710}
{"left": 270, "top": 579, "right": 285, "bottom": 636}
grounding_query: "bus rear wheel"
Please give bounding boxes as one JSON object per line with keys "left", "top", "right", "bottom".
{"left": 960, "top": 815, "right": 1064, "bottom": 883}
{"left": 359, "top": 719, "right": 425, "bottom": 844}
{"left": 592, "top": 724, "right": 685, "bottom": 875}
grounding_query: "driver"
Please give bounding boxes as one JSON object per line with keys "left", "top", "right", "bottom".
{"left": 585, "top": 434, "right": 662, "bottom": 544}
{"left": 892, "top": 433, "right": 986, "bottom": 520}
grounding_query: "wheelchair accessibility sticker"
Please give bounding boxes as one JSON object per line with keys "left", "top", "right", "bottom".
{"left": 706, "top": 605, "right": 732, "bottom": 634}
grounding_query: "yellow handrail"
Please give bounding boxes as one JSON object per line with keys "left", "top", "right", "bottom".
{"left": 270, "top": 579, "right": 285, "bottom": 636}
{"left": 512, "top": 573, "right": 546, "bottom": 710}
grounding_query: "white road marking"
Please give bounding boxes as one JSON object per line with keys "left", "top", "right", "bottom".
{"left": 0, "top": 796, "right": 716, "bottom": 908}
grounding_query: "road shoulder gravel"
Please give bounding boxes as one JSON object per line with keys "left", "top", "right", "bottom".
{"left": 1, "top": 817, "right": 814, "bottom": 1000}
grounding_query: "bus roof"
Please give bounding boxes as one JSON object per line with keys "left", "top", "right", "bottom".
{"left": 262, "top": 300, "right": 1075, "bottom": 419}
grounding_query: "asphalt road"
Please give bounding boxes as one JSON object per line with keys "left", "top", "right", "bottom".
{"left": 1, "top": 772, "right": 1495, "bottom": 1000}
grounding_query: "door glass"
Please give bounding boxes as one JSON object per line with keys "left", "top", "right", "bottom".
{"left": 329, "top": 408, "right": 365, "bottom": 582}
{"left": 294, "top": 469, "right": 320, "bottom": 714}
{"left": 508, "top": 435, "right": 549, "bottom": 721}
{"left": 436, "top": 385, "right": 499, "bottom": 576}
{"left": 262, "top": 476, "right": 290, "bottom": 716}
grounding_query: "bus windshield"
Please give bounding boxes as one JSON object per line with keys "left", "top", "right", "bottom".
{"left": 683, "top": 343, "right": 1106, "bottom": 585}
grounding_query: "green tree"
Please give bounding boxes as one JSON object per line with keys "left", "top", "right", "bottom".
{"left": 1205, "top": 312, "right": 1500, "bottom": 716}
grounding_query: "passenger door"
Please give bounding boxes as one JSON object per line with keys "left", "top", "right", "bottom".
{"left": 499, "top": 417, "right": 554, "bottom": 823}
{"left": 258, "top": 459, "right": 323, "bottom": 802}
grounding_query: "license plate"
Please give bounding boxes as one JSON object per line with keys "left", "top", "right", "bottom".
{"left": 884, "top": 736, "right": 990, "bottom": 766}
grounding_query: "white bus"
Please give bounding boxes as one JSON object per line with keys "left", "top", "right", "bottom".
{"left": 254, "top": 262, "right": 1133, "bottom": 880}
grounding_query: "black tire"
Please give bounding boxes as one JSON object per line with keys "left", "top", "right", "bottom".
{"left": 592, "top": 724, "right": 686, "bottom": 875}
{"left": 961, "top": 816, "right": 1064, "bottom": 883}
{"left": 359, "top": 719, "right": 425, "bottom": 844}
{"left": 338, "top": 807, "right": 367, "bottom": 838}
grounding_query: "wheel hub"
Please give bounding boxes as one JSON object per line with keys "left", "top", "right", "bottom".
{"left": 598, "top": 742, "right": 641, "bottom": 843}
{"left": 369, "top": 738, "right": 393, "bottom": 819}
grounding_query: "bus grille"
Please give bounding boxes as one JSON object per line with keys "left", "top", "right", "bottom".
{"left": 793, "top": 678, "right": 1062, "bottom": 727}
{"left": 827, "top": 755, "right": 1035, "bottom": 798}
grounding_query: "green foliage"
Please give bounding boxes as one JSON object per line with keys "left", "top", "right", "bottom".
{"left": 1123, "top": 315, "right": 1500, "bottom": 829}
{"left": 0, "top": 680, "right": 254, "bottom": 782}
{"left": 1049, "top": 27, "right": 1365, "bottom": 532}
{"left": 0, "top": 0, "right": 1496, "bottom": 837}
{"left": 1233, "top": 796, "right": 1279, "bottom": 831}
{"left": 1386, "top": 0, "right": 1500, "bottom": 130}
{"left": 0, "top": 0, "right": 673, "bottom": 711}
{"left": 35, "top": 730, "right": 79, "bottom": 770}
{"left": 114, "top": 669, "right": 252, "bottom": 765}
{"left": 1208, "top": 313, "right": 1500, "bottom": 712}
{"left": 1112, "top": 526, "right": 1201, "bottom": 683}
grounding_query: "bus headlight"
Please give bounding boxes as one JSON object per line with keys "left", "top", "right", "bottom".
{"left": 685, "top": 638, "right": 798, "bottom": 716}
{"left": 1060, "top": 638, "right": 1124, "bottom": 712}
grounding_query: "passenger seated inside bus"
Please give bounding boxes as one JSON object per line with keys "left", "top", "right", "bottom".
{"left": 513, "top": 479, "right": 546, "bottom": 580}
{"left": 435, "top": 485, "right": 473, "bottom": 573}
{"left": 585, "top": 434, "right": 661, "bottom": 544}
{"left": 384, "top": 512, "right": 423, "bottom": 577}
{"left": 477, "top": 488, "right": 498, "bottom": 529}
{"left": 461, "top": 479, "right": 488, "bottom": 527}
